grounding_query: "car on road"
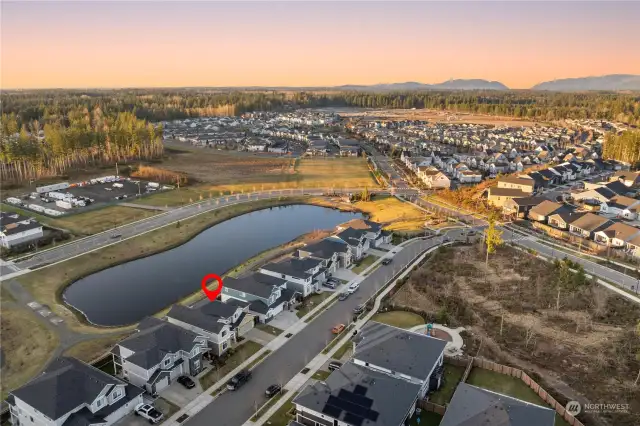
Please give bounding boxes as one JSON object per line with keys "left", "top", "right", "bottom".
{"left": 177, "top": 375, "right": 196, "bottom": 389}
{"left": 347, "top": 282, "right": 359, "bottom": 294}
{"left": 328, "top": 361, "right": 342, "bottom": 372}
{"left": 381, "top": 258, "right": 392, "bottom": 265}
{"left": 227, "top": 370, "right": 251, "bottom": 391}
{"left": 265, "top": 384, "right": 282, "bottom": 398}
{"left": 338, "top": 292, "right": 349, "bottom": 301}
{"left": 353, "top": 304, "right": 365, "bottom": 315}
{"left": 332, "top": 323, "right": 346, "bottom": 334}
{"left": 111, "top": 234, "right": 122, "bottom": 239}
{"left": 135, "top": 404, "right": 164, "bottom": 424}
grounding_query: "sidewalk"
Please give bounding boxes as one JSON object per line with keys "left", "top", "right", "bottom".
{"left": 246, "top": 241, "right": 455, "bottom": 426}
{"left": 161, "top": 239, "right": 413, "bottom": 426}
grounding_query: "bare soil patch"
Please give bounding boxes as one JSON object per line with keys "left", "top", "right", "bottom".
{"left": 390, "top": 244, "right": 640, "bottom": 426}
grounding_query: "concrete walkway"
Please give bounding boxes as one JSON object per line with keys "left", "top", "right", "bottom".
{"left": 409, "top": 324, "right": 466, "bottom": 357}
{"left": 245, "top": 240, "right": 458, "bottom": 426}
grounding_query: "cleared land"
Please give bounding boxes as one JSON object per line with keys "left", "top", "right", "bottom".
{"left": 390, "top": 244, "right": 640, "bottom": 426}
{"left": 0, "top": 307, "right": 59, "bottom": 398}
{"left": 62, "top": 333, "right": 131, "bottom": 363}
{"left": 353, "top": 196, "right": 425, "bottom": 232}
{"left": 339, "top": 108, "right": 539, "bottom": 127}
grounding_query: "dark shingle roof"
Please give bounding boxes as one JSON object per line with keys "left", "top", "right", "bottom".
{"left": 301, "top": 238, "right": 349, "bottom": 258}
{"left": 224, "top": 273, "right": 286, "bottom": 299}
{"left": 353, "top": 322, "right": 446, "bottom": 380}
{"left": 118, "top": 317, "right": 204, "bottom": 369}
{"left": 294, "top": 361, "right": 421, "bottom": 426}
{"left": 261, "top": 257, "right": 321, "bottom": 279}
{"left": 569, "top": 213, "right": 612, "bottom": 232}
{"left": 9, "top": 357, "right": 129, "bottom": 420}
{"left": 604, "top": 180, "right": 630, "bottom": 195}
{"left": 489, "top": 187, "right": 529, "bottom": 198}
{"left": 508, "top": 196, "right": 547, "bottom": 207}
{"left": 335, "top": 227, "right": 368, "bottom": 245}
{"left": 440, "top": 383, "right": 556, "bottom": 426}
{"left": 166, "top": 304, "right": 227, "bottom": 334}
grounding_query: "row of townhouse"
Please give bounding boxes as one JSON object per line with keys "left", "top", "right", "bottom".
{"left": 292, "top": 321, "right": 555, "bottom": 426}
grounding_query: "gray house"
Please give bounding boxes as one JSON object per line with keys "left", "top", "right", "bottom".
{"left": 260, "top": 257, "right": 326, "bottom": 298}
{"left": 331, "top": 227, "right": 370, "bottom": 260}
{"left": 221, "top": 273, "right": 298, "bottom": 323}
{"left": 293, "top": 361, "right": 421, "bottom": 426}
{"left": 8, "top": 357, "right": 144, "bottom": 426}
{"left": 298, "top": 238, "right": 352, "bottom": 269}
{"left": 112, "top": 317, "right": 208, "bottom": 395}
{"left": 166, "top": 300, "right": 252, "bottom": 356}
{"left": 440, "top": 383, "right": 556, "bottom": 426}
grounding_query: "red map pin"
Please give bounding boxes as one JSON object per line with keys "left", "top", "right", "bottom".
{"left": 201, "top": 273, "right": 224, "bottom": 301}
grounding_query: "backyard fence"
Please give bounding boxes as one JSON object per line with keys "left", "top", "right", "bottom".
{"left": 531, "top": 222, "right": 607, "bottom": 254}
{"left": 416, "top": 400, "right": 446, "bottom": 415}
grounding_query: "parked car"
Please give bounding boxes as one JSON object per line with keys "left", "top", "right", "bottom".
{"left": 177, "top": 375, "right": 196, "bottom": 389}
{"left": 332, "top": 323, "right": 346, "bottom": 334}
{"left": 381, "top": 258, "right": 392, "bottom": 265}
{"left": 347, "top": 282, "right": 360, "bottom": 294}
{"left": 227, "top": 370, "right": 252, "bottom": 391}
{"left": 328, "top": 361, "right": 342, "bottom": 372}
{"left": 265, "top": 384, "right": 282, "bottom": 398}
{"left": 111, "top": 234, "right": 122, "bottom": 239}
{"left": 353, "top": 304, "right": 365, "bottom": 315}
{"left": 338, "top": 292, "right": 349, "bottom": 301}
{"left": 135, "top": 404, "right": 164, "bottom": 424}
{"left": 323, "top": 281, "right": 337, "bottom": 289}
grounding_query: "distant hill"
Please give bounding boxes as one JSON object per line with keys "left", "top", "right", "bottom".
{"left": 336, "top": 79, "right": 509, "bottom": 91}
{"left": 532, "top": 74, "right": 640, "bottom": 91}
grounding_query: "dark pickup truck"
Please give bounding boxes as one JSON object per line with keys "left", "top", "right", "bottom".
{"left": 227, "top": 370, "right": 252, "bottom": 391}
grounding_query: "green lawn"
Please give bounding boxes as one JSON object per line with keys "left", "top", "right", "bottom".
{"left": 312, "top": 370, "right": 331, "bottom": 381}
{"left": 351, "top": 254, "right": 379, "bottom": 274}
{"left": 407, "top": 411, "right": 442, "bottom": 426}
{"left": 251, "top": 390, "right": 288, "bottom": 421}
{"left": 256, "top": 323, "right": 284, "bottom": 336}
{"left": 155, "top": 397, "right": 180, "bottom": 422}
{"left": 332, "top": 340, "right": 353, "bottom": 360}
{"left": 296, "top": 291, "right": 333, "bottom": 318}
{"left": 266, "top": 399, "right": 296, "bottom": 426}
{"left": 428, "top": 364, "right": 466, "bottom": 405}
{"left": 371, "top": 311, "right": 425, "bottom": 329}
{"left": 199, "top": 341, "right": 263, "bottom": 390}
{"left": 466, "top": 368, "right": 570, "bottom": 426}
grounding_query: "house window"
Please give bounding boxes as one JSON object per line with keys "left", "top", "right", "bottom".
{"left": 194, "top": 359, "right": 201, "bottom": 369}
{"left": 222, "top": 342, "right": 228, "bottom": 350}
{"left": 112, "top": 388, "right": 122, "bottom": 399}
{"left": 163, "top": 357, "right": 171, "bottom": 368}
{"left": 281, "top": 274, "right": 286, "bottom": 279}
{"left": 222, "top": 330, "right": 227, "bottom": 337}
{"left": 30, "top": 418, "right": 33, "bottom": 423}
{"left": 96, "top": 398, "right": 103, "bottom": 408}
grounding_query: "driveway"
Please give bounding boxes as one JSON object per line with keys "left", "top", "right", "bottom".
{"left": 268, "top": 310, "right": 299, "bottom": 330}
{"left": 162, "top": 379, "right": 204, "bottom": 408}
{"left": 244, "top": 328, "right": 276, "bottom": 346}
{"left": 366, "top": 248, "right": 389, "bottom": 257}
{"left": 332, "top": 268, "right": 359, "bottom": 282}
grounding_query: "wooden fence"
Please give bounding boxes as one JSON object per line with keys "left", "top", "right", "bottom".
{"left": 416, "top": 400, "right": 446, "bottom": 415}
{"left": 531, "top": 222, "right": 607, "bottom": 254}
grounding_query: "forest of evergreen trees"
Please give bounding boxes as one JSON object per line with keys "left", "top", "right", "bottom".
{"left": 1, "top": 89, "right": 638, "bottom": 184}
{"left": 602, "top": 130, "right": 640, "bottom": 167}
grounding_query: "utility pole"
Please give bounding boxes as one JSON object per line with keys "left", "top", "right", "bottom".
{"left": 115, "top": 162, "right": 119, "bottom": 177}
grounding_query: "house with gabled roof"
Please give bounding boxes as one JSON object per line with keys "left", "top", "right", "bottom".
{"left": 260, "top": 256, "right": 326, "bottom": 298}
{"left": 600, "top": 195, "right": 640, "bottom": 220}
{"left": 593, "top": 221, "right": 640, "bottom": 248}
{"left": 503, "top": 196, "right": 547, "bottom": 218}
{"left": 331, "top": 227, "right": 370, "bottom": 260}
{"left": 609, "top": 170, "right": 640, "bottom": 188}
{"left": 440, "top": 383, "right": 555, "bottom": 426}
{"left": 336, "top": 219, "right": 391, "bottom": 248}
{"left": 527, "top": 200, "right": 565, "bottom": 223}
{"left": 8, "top": 357, "right": 144, "bottom": 426}
{"left": 111, "top": 317, "right": 208, "bottom": 396}
{"left": 298, "top": 238, "right": 352, "bottom": 269}
{"left": 568, "top": 213, "right": 613, "bottom": 239}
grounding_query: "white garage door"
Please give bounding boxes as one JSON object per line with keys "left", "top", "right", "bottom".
{"left": 156, "top": 376, "right": 170, "bottom": 393}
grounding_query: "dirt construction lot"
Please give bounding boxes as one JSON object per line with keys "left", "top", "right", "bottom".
{"left": 390, "top": 244, "right": 640, "bottom": 426}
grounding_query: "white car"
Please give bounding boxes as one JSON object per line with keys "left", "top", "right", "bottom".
{"left": 135, "top": 403, "right": 164, "bottom": 424}
{"left": 347, "top": 282, "right": 360, "bottom": 294}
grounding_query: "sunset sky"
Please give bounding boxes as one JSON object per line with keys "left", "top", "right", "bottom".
{"left": 2, "top": 1, "right": 639, "bottom": 89}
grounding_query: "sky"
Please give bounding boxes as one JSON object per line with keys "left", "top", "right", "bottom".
{"left": 2, "top": 1, "right": 639, "bottom": 89}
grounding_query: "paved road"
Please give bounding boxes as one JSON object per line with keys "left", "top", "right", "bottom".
{"left": 185, "top": 234, "right": 463, "bottom": 426}
{"left": 8, "top": 188, "right": 403, "bottom": 273}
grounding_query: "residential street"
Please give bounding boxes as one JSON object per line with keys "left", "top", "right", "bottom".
{"left": 183, "top": 234, "right": 461, "bottom": 426}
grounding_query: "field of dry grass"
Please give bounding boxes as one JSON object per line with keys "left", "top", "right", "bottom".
{"left": 0, "top": 307, "right": 59, "bottom": 399}
{"left": 390, "top": 244, "right": 640, "bottom": 426}
{"left": 340, "top": 108, "right": 540, "bottom": 127}
{"left": 63, "top": 333, "right": 131, "bottom": 363}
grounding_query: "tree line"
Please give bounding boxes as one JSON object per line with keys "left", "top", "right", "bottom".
{"left": 602, "top": 130, "right": 640, "bottom": 167}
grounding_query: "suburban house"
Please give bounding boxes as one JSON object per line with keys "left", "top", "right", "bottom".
{"left": 547, "top": 210, "right": 585, "bottom": 230}
{"left": 331, "top": 227, "right": 371, "bottom": 260}
{"left": 8, "top": 357, "right": 144, "bottom": 426}
{"left": 600, "top": 195, "right": 640, "bottom": 220}
{"left": 352, "top": 321, "right": 447, "bottom": 398}
{"left": 222, "top": 273, "right": 298, "bottom": 323}
{"left": 298, "top": 238, "right": 352, "bottom": 269}
{"left": 440, "top": 383, "right": 556, "bottom": 426}
{"left": 487, "top": 187, "right": 530, "bottom": 208}
{"left": 111, "top": 317, "right": 208, "bottom": 395}
{"left": 502, "top": 196, "right": 547, "bottom": 218}
{"left": 260, "top": 257, "right": 326, "bottom": 298}
{"left": 458, "top": 170, "right": 483, "bottom": 183}
{"left": 496, "top": 175, "right": 535, "bottom": 194}
{"left": 417, "top": 167, "right": 451, "bottom": 189}
{"left": 0, "top": 211, "right": 44, "bottom": 249}
{"left": 627, "top": 234, "right": 640, "bottom": 258}
{"left": 593, "top": 221, "right": 640, "bottom": 248}
{"left": 293, "top": 361, "right": 422, "bottom": 426}
{"left": 336, "top": 219, "right": 392, "bottom": 248}
{"left": 609, "top": 170, "right": 640, "bottom": 188}
{"left": 166, "top": 300, "right": 252, "bottom": 356}
{"left": 573, "top": 187, "right": 617, "bottom": 204}
{"left": 568, "top": 213, "right": 613, "bottom": 239}
{"left": 527, "top": 200, "right": 565, "bottom": 223}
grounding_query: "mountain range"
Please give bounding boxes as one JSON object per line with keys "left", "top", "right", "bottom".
{"left": 334, "top": 75, "right": 640, "bottom": 92}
